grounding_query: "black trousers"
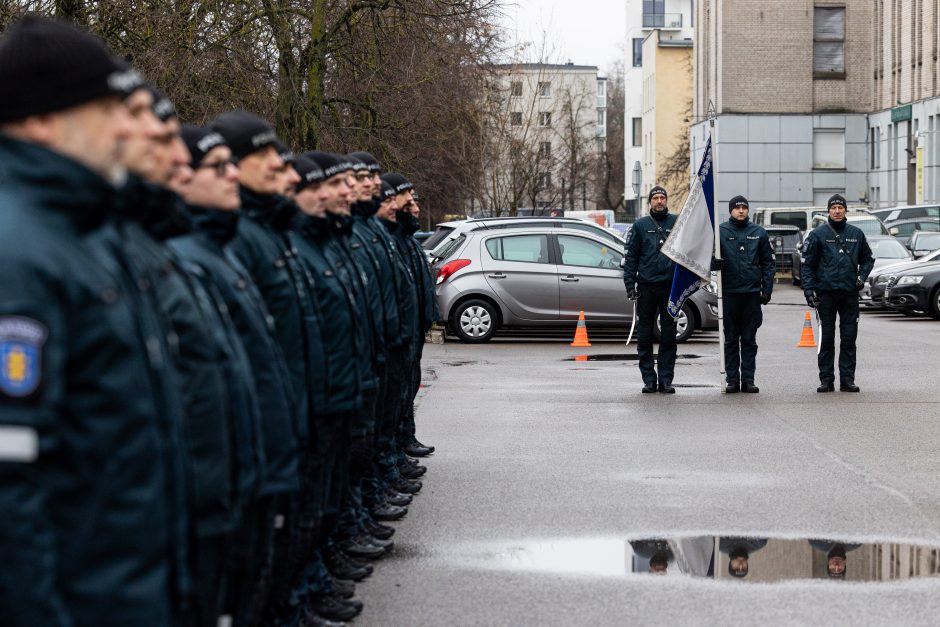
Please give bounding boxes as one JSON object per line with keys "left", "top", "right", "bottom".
{"left": 635, "top": 282, "right": 677, "bottom": 385}
{"left": 723, "top": 292, "right": 763, "bottom": 384}
{"left": 817, "top": 290, "right": 860, "bottom": 384}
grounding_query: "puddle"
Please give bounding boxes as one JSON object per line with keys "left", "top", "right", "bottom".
{"left": 564, "top": 354, "right": 702, "bottom": 362}
{"left": 453, "top": 536, "right": 940, "bottom": 582}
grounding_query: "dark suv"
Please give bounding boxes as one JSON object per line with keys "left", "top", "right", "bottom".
{"left": 883, "top": 261, "right": 940, "bottom": 319}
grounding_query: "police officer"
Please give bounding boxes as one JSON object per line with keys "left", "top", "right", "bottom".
{"left": 801, "top": 194, "right": 874, "bottom": 393}
{"left": 623, "top": 185, "right": 678, "bottom": 394}
{"left": 714, "top": 195, "right": 775, "bottom": 394}
{"left": 0, "top": 16, "right": 188, "bottom": 627}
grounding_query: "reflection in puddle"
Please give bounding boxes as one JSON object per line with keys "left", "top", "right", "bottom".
{"left": 564, "top": 354, "right": 702, "bottom": 362}
{"left": 460, "top": 536, "right": 940, "bottom": 582}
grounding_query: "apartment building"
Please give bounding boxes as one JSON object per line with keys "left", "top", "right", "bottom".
{"left": 625, "top": 0, "right": 695, "bottom": 217}
{"left": 641, "top": 30, "right": 693, "bottom": 205}
{"left": 690, "top": 0, "right": 940, "bottom": 210}
{"left": 479, "top": 63, "right": 607, "bottom": 215}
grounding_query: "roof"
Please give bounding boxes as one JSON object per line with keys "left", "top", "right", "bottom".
{"left": 495, "top": 62, "right": 599, "bottom": 72}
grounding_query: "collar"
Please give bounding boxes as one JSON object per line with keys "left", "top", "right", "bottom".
{"left": 186, "top": 204, "right": 241, "bottom": 245}
{"left": 0, "top": 134, "right": 117, "bottom": 232}
{"left": 117, "top": 176, "right": 193, "bottom": 240}
{"left": 396, "top": 210, "right": 420, "bottom": 235}
{"left": 828, "top": 216, "right": 847, "bottom": 233}
{"left": 297, "top": 213, "right": 331, "bottom": 241}
{"left": 650, "top": 209, "right": 669, "bottom": 222}
{"left": 239, "top": 187, "right": 297, "bottom": 231}
{"left": 729, "top": 216, "right": 750, "bottom": 228}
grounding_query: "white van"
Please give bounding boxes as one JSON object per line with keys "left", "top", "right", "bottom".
{"left": 752, "top": 206, "right": 870, "bottom": 232}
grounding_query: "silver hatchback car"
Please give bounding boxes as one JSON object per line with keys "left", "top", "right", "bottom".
{"left": 432, "top": 225, "right": 719, "bottom": 343}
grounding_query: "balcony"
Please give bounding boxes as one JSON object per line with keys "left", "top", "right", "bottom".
{"left": 643, "top": 13, "right": 683, "bottom": 29}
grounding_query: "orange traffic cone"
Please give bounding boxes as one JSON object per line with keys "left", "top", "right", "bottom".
{"left": 797, "top": 311, "right": 817, "bottom": 348}
{"left": 570, "top": 311, "right": 592, "bottom": 347}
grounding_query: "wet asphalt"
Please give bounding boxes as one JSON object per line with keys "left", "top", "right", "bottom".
{"left": 355, "top": 284, "right": 940, "bottom": 625}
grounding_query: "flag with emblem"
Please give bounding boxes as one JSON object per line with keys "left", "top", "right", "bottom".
{"left": 660, "top": 137, "right": 715, "bottom": 318}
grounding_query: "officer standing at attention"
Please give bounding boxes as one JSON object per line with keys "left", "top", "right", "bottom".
{"left": 801, "top": 194, "right": 874, "bottom": 393}
{"left": 713, "top": 195, "right": 775, "bottom": 394}
{"left": 623, "top": 186, "right": 679, "bottom": 394}
{"left": 0, "top": 16, "right": 188, "bottom": 627}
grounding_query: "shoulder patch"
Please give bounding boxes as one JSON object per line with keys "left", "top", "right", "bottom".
{"left": 0, "top": 316, "right": 47, "bottom": 398}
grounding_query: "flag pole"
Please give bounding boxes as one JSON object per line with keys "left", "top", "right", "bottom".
{"left": 707, "top": 101, "right": 726, "bottom": 386}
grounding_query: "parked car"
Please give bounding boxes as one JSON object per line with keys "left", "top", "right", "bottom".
{"left": 867, "top": 248, "right": 940, "bottom": 308}
{"left": 870, "top": 204, "right": 940, "bottom": 223}
{"left": 856, "top": 236, "right": 914, "bottom": 307}
{"left": 882, "top": 261, "right": 940, "bottom": 319}
{"left": 752, "top": 207, "right": 827, "bottom": 232}
{"left": 884, "top": 218, "right": 940, "bottom": 246}
{"left": 427, "top": 216, "right": 624, "bottom": 263}
{"left": 432, "top": 225, "right": 718, "bottom": 343}
{"left": 906, "top": 231, "right": 940, "bottom": 258}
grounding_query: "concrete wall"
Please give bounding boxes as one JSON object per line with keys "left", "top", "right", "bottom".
{"left": 690, "top": 113, "right": 868, "bottom": 208}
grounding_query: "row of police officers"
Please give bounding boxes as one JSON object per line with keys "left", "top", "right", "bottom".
{"left": 623, "top": 186, "right": 874, "bottom": 393}
{"left": 0, "top": 16, "right": 438, "bottom": 627}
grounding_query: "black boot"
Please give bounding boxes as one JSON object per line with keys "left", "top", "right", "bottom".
{"left": 392, "top": 477, "right": 422, "bottom": 494}
{"left": 331, "top": 576, "right": 355, "bottom": 599}
{"left": 370, "top": 503, "right": 407, "bottom": 521}
{"left": 384, "top": 490, "right": 412, "bottom": 506}
{"left": 309, "top": 592, "right": 361, "bottom": 622}
{"left": 324, "top": 545, "right": 373, "bottom": 581}
{"left": 741, "top": 382, "right": 759, "bottom": 393}
{"left": 658, "top": 382, "right": 676, "bottom": 394}
{"left": 725, "top": 382, "right": 740, "bottom": 394}
{"left": 364, "top": 519, "right": 395, "bottom": 540}
{"left": 817, "top": 382, "right": 835, "bottom": 393}
{"left": 642, "top": 382, "right": 658, "bottom": 393}
{"left": 840, "top": 380, "right": 860, "bottom": 392}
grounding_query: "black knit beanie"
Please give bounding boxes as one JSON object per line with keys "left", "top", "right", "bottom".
{"left": 0, "top": 15, "right": 144, "bottom": 122}
{"left": 729, "top": 195, "right": 749, "bottom": 213}
{"left": 827, "top": 193, "right": 847, "bottom": 211}
{"left": 181, "top": 124, "right": 226, "bottom": 166}
{"left": 349, "top": 151, "right": 381, "bottom": 173}
{"left": 345, "top": 154, "right": 368, "bottom": 173}
{"left": 304, "top": 151, "right": 355, "bottom": 179}
{"left": 381, "top": 172, "right": 414, "bottom": 195}
{"left": 293, "top": 155, "right": 326, "bottom": 192}
{"left": 648, "top": 186, "right": 667, "bottom": 202}
{"left": 209, "top": 110, "right": 278, "bottom": 162}
{"left": 146, "top": 85, "right": 176, "bottom": 122}
{"left": 379, "top": 180, "right": 396, "bottom": 201}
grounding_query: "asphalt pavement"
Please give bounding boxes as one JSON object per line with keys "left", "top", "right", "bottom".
{"left": 357, "top": 284, "right": 940, "bottom": 625}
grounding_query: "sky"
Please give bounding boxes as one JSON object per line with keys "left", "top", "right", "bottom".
{"left": 500, "top": 0, "right": 627, "bottom": 75}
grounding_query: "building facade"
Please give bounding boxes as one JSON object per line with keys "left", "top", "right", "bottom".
{"left": 625, "top": 0, "right": 694, "bottom": 217}
{"left": 690, "top": 0, "right": 940, "bottom": 210}
{"left": 641, "top": 30, "right": 693, "bottom": 206}
{"left": 478, "top": 63, "right": 607, "bottom": 216}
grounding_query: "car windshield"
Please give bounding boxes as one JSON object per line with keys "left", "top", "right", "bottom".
{"left": 912, "top": 233, "right": 940, "bottom": 250}
{"left": 869, "top": 239, "right": 910, "bottom": 259}
{"left": 851, "top": 219, "right": 888, "bottom": 236}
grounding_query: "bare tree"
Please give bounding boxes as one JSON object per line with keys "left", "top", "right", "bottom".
{"left": 600, "top": 58, "right": 626, "bottom": 215}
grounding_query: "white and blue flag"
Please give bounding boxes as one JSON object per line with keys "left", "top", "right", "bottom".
{"left": 660, "top": 138, "right": 715, "bottom": 318}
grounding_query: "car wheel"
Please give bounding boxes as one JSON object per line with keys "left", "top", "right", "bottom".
{"left": 653, "top": 303, "right": 694, "bottom": 343}
{"left": 451, "top": 299, "right": 499, "bottom": 343}
{"left": 929, "top": 287, "right": 940, "bottom": 321}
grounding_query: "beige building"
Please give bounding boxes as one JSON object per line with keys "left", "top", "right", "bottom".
{"left": 640, "top": 30, "right": 693, "bottom": 207}
{"left": 689, "top": 0, "right": 940, "bottom": 209}
{"left": 477, "top": 63, "right": 607, "bottom": 216}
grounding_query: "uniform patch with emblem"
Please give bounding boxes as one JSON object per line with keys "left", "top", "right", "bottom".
{"left": 0, "top": 317, "right": 47, "bottom": 399}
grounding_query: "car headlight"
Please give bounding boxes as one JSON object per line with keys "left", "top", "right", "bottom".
{"left": 875, "top": 275, "right": 889, "bottom": 285}
{"left": 897, "top": 275, "right": 924, "bottom": 285}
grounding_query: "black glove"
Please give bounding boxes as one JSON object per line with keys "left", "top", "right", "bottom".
{"left": 855, "top": 277, "right": 864, "bottom": 291}
{"left": 710, "top": 257, "right": 724, "bottom": 271}
{"left": 760, "top": 292, "right": 771, "bottom": 305}
{"left": 626, "top": 285, "right": 638, "bottom": 301}
{"left": 804, "top": 291, "right": 819, "bottom": 308}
